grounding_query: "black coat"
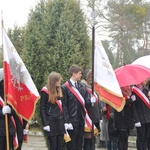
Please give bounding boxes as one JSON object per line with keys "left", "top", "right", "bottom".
{"left": 13, "top": 113, "right": 27, "bottom": 142}
{"left": 0, "top": 104, "right": 15, "bottom": 136}
{"left": 132, "top": 87, "right": 150, "bottom": 124}
{"left": 61, "top": 80, "right": 91, "bottom": 126}
{"left": 114, "top": 97, "right": 135, "bottom": 130}
{"left": 40, "top": 91, "right": 65, "bottom": 136}
{"left": 0, "top": 80, "right": 15, "bottom": 136}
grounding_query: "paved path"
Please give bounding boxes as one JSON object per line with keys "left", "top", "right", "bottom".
{"left": 22, "top": 135, "right": 137, "bottom": 150}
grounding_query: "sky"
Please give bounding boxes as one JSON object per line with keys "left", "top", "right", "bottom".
{"left": 0, "top": 0, "right": 39, "bottom": 45}
{"left": 0, "top": 0, "right": 108, "bottom": 45}
{"left": 0, "top": 0, "right": 39, "bottom": 29}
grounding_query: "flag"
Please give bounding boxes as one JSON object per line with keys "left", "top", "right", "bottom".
{"left": 94, "top": 33, "right": 125, "bottom": 112}
{"left": 2, "top": 29, "right": 40, "bottom": 121}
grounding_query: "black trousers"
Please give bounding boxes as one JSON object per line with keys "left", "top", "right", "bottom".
{"left": 136, "top": 123, "right": 147, "bottom": 150}
{"left": 146, "top": 123, "right": 150, "bottom": 150}
{"left": 66, "top": 124, "right": 84, "bottom": 150}
{"left": 0, "top": 135, "right": 13, "bottom": 150}
{"left": 48, "top": 134, "right": 64, "bottom": 150}
{"left": 118, "top": 129, "right": 130, "bottom": 150}
{"left": 83, "top": 137, "right": 96, "bottom": 150}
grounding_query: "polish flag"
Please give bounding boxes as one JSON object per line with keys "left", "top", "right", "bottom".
{"left": 94, "top": 32, "right": 125, "bottom": 112}
{"left": 2, "top": 29, "right": 40, "bottom": 120}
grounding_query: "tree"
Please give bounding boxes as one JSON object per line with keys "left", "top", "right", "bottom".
{"left": 7, "top": 25, "right": 25, "bottom": 56}
{"left": 23, "top": 0, "right": 47, "bottom": 90}
{"left": 23, "top": 0, "right": 91, "bottom": 89}
{"left": 103, "top": 0, "right": 150, "bottom": 66}
{"left": 54, "top": 0, "right": 91, "bottom": 80}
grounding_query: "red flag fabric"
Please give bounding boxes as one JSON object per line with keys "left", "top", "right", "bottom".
{"left": 2, "top": 29, "right": 40, "bottom": 121}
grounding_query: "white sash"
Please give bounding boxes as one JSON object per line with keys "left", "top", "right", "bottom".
{"left": 87, "top": 88, "right": 98, "bottom": 103}
{"left": 132, "top": 86, "right": 150, "bottom": 109}
{"left": 41, "top": 87, "right": 63, "bottom": 112}
{"left": 65, "top": 82, "right": 98, "bottom": 133}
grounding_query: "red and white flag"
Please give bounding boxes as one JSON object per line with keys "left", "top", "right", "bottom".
{"left": 2, "top": 29, "right": 40, "bottom": 121}
{"left": 94, "top": 33, "right": 125, "bottom": 112}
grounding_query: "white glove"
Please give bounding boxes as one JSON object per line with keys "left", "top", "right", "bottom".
{"left": 135, "top": 122, "right": 141, "bottom": 127}
{"left": 91, "top": 96, "right": 96, "bottom": 103}
{"left": 131, "top": 95, "right": 136, "bottom": 101}
{"left": 67, "top": 123, "right": 73, "bottom": 130}
{"left": 64, "top": 123, "right": 73, "bottom": 130}
{"left": 23, "top": 129, "right": 29, "bottom": 135}
{"left": 64, "top": 123, "right": 69, "bottom": 130}
{"left": 43, "top": 126, "right": 50, "bottom": 131}
{"left": 2, "top": 105, "right": 11, "bottom": 115}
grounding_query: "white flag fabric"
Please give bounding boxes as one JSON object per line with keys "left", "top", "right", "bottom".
{"left": 2, "top": 29, "right": 40, "bottom": 120}
{"left": 94, "top": 33, "right": 125, "bottom": 112}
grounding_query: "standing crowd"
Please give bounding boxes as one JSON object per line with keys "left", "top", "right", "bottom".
{"left": 1, "top": 64, "right": 150, "bottom": 150}
{"left": 39, "top": 64, "right": 150, "bottom": 150}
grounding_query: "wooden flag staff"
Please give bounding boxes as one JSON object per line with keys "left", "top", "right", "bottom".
{"left": 1, "top": 10, "right": 10, "bottom": 150}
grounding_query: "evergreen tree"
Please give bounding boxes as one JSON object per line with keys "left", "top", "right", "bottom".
{"left": 23, "top": 0, "right": 47, "bottom": 90}
{"left": 7, "top": 25, "right": 25, "bottom": 56}
{"left": 55, "top": 0, "right": 91, "bottom": 81}
{"left": 23, "top": 0, "right": 91, "bottom": 89}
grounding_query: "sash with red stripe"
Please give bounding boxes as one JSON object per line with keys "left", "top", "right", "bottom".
{"left": 65, "top": 82, "right": 98, "bottom": 134}
{"left": 87, "top": 88, "right": 98, "bottom": 103}
{"left": 132, "top": 86, "right": 150, "bottom": 109}
{"left": 41, "top": 87, "right": 63, "bottom": 112}
{"left": 106, "top": 105, "right": 110, "bottom": 120}
{"left": 0, "top": 97, "right": 19, "bottom": 149}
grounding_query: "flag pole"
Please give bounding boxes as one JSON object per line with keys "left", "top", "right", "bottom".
{"left": 91, "top": 2, "right": 97, "bottom": 149}
{"left": 1, "top": 10, "right": 10, "bottom": 150}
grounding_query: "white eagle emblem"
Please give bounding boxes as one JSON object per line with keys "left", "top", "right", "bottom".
{"left": 9, "top": 57, "right": 30, "bottom": 91}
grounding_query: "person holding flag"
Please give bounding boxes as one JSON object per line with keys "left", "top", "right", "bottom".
{"left": 61, "top": 64, "right": 91, "bottom": 150}
{"left": 40, "top": 72, "right": 65, "bottom": 150}
{"left": 0, "top": 78, "right": 15, "bottom": 150}
{"left": 81, "top": 69, "right": 101, "bottom": 150}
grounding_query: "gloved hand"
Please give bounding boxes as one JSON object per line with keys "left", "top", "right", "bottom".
{"left": 23, "top": 129, "right": 29, "bottom": 135}
{"left": 43, "top": 126, "right": 50, "bottom": 131}
{"left": 131, "top": 95, "right": 136, "bottom": 101}
{"left": 64, "top": 123, "right": 73, "bottom": 130}
{"left": 135, "top": 122, "right": 141, "bottom": 127}
{"left": 2, "top": 105, "right": 11, "bottom": 115}
{"left": 67, "top": 123, "right": 73, "bottom": 130}
{"left": 91, "top": 96, "right": 96, "bottom": 103}
{"left": 64, "top": 123, "right": 69, "bottom": 130}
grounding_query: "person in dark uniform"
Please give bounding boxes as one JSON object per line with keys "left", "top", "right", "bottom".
{"left": 114, "top": 85, "right": 136, "bottom": 150}
{"left": 40, "top": 72, "right": 65, "bottom": 150}
{"left": 82, "top": 69, "right": 101, "bottom": 150}
{"left": 61, "top": 64, "right": 91, "bottom": 150}
{"left": 132, "top": 81, "right": 150, "bottom": 150}
{"left": 145, "top": 80, "right": 150, "bottom": 150}
{"left": 0, "top": 79, "right": 15, "bottom": 150}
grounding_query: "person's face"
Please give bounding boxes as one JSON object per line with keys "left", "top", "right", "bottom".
{"left": 87, "top": 73, "right": 92, "bottom": 84}
{"left": 73, "top": 71, "right": 82, "bottom": 81}
{"left": 137, "top": 81, "right": 145, "bottom": 88}
{"left": 121, "top": 85, "right": 131, "bottom": 96}
{"left": 56, "top": 79, "right": 61, "bottom": 87}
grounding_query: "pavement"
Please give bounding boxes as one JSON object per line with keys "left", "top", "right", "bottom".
{"left": 22, "top": 131, "right": 137, "bottom": 150}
